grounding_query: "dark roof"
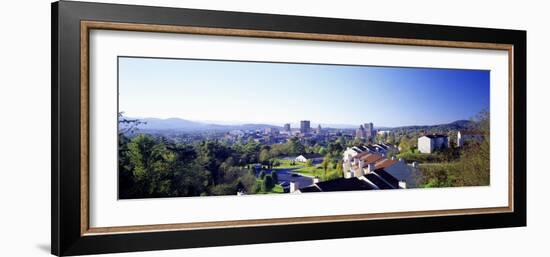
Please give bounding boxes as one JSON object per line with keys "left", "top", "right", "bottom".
{"left": 312, "top": 178, "right": 376, "bottom": 192}
{"left": 424, "top": 134, "right": 448, "bottom": 139}
{"left": 373, "top": 169, "right": 399, "bottom": 188}
{"left": 375, "top": 159, "right": 398, "bottom": 170}
{"left": 366, "top": 145, "right": 377, "bottom": 151}
{"left": 376, "top": 144, "right": 388, "bottom": 150}
{"left": 299, "top": 153, "right": 324, "bottom": 159}
{"left": 298, "top": 186, "right": 322, "bottom": 192}
{"left": 351, "top": 147, "right": 362, "bottom": 153}
{"left": 365, "top": 173, "right": 394, "bottom": 189}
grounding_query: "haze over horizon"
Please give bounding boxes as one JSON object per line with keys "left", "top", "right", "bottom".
{"left": 125, "top": 115, "right": 475, "bottom": 130}
{"left": 119, "top": 57, "right": 490, "bottom": 127}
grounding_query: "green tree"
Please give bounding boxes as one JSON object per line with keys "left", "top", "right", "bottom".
{"left": 271, "top": 171, "right": 279, "bottom": 184}
{"left": 336, "top": 160, "right": 343, "bottom": 174}
{"left": 399, "top": 137, "right": 411, "bottom": 153}
{"left": 127, "top": 134, "right": 174, "bottom": 197}
{"left": 259, "top": 170, "right": 266, "bottom": 179}
{"left": 287, "top": 137, "right": 305, "bottom": 156}
{"left": 197, "top": 141, "right": 231, "bottom": 185}
{"left": 210, "top": 184, "right": 237, "bottom": 195}
{"left": 259, "top": 149, "right": 271, "bottom": 164}
{"left": 261, "top": 175, "right": 275, "bottom": 192}
{"left": 321, "top": 154, "right": 331, "bottom": 179}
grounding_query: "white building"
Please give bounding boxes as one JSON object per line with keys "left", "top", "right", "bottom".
{"left": 418, "top": 134, "right": 449, "bottom": 153}
{"left": 295, "top": 153, "right": 324, "bottom": 163}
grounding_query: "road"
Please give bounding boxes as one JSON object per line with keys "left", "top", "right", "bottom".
{"left": 265, "top": 168, "right": 314, "bottom": 191}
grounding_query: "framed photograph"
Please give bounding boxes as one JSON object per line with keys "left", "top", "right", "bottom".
{"left": 52, "top": 1, "right": 526, "bottom": 256}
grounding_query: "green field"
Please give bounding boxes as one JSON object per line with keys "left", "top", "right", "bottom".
{"left": 255, "top": 183, "right": 284, "bottom": 194}
{"left": 272, "top": 159, "right": 304, "bottom": 169}
{"left": 293, "top": 166, "right": 342, "bottom": 181}
{"left": 272, "top": 158, "right": 342, "bottom": 182}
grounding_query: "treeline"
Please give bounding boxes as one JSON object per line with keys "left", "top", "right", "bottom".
{"left": 119, "top": 133, "right": 258, "bottom": 198}
{"left": 118, "top": 130, "right": 347, "bottom": 198}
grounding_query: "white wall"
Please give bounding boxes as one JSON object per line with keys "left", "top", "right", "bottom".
{"left": 0, "top": 0, "right": 548, "bottom": 256}
{"left": 418, "top": 136, "right": 433, "bottom": 153}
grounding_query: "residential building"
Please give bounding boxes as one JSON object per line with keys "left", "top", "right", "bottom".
{"left": 295, "top": 153, "right": 324, "bottom": 163}
{"left": 342, "top": 143, "right": 398, "bottom": 162}
{"left": 418, "top": 134, "right": 449, "bottom": 153}
{"left": 296, "top": 165, "right": 405, "bottom": 193}
{"left": 341, "top": 150, "right": 415, "bottom": 188}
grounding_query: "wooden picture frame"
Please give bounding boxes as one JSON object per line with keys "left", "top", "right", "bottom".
{"left": 52, "top": 1, "right": 526, "bottom": 256}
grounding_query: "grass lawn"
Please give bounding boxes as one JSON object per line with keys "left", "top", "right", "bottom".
{"left": 255, "top": 183, "right": 284, "bottom": 194}
{"left": 273, "top": 158, "right": 304, "bottom": 169}
{"left": 293, "top": 166, "right": 342, "bottom": 181}
{"left": 270, "top": 184, "right": 284, "bottom": 193}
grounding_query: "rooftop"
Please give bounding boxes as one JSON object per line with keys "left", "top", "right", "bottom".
{"left": 299, "top": 153, "right": 324, "bottom": 159}
{"left": 374, "top": 159, "right": 399, "bottom": 170}
{"left": 358, "top": 153, "right": 385, "bottom": 164}
{"left": 373, "top": 169, "right": 400, "bottom": 188}
{"left": 301, "top": 177, "right": 376, "bottom": 193}
{"left": 423, "top": 134, "right": 448, "bottom": 139}
{"left": 365, "top": 173, "right": 394, "bottom": 189}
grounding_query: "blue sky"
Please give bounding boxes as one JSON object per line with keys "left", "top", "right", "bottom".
{"left": 119, "top": 57, "right": 489, "bottom": 127}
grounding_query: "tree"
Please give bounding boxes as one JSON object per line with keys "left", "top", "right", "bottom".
{"left": 259, "top": 149, "right": 271, "bottom": 165}
{"left": 259, "top": 170, "right": 266, "bottom": 179}
{"left": 261, "top": 175, "right": 275, "bottom": 192}
{"left": 318, "top": 147, "right": 328, "bottom": 155}
{"left": 305, "top": 159, "right": 313, "bottom": 167}
{"left": 118, "top": 112, "right": 145, "bottom": 135}
{"left": 287, "top": 137, "right": 305, "bottom": 155}
{"left": 210, "top": 184, "right": 237, "bottom": 195}
{"left": 271, "top": 171, "right": 279, "bottom": 184}
{"left": 321, "top": 154, "right": 331, "bottom": 179}
{"left": 399, "top": 137, "right": 411, "bottom": 153}
{"left": 336, "top": 160, "right": 343, "bottom": 174}
{"left": 197, "top": 141, "right": 231, "bottom": 185}
{"left": 127, "top": 134, "right": 174, "bottom": 197}
{"left": 352, "top": 137, "right": 363, "bottom": 146}
{"left": 387, "top": 132, "right": 396, "bottom": 144}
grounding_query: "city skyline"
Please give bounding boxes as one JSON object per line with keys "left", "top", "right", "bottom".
{"left": 119, "top": 57, "right": 490, "bottom": 127}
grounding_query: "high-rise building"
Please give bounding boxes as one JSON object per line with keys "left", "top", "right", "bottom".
{"left": 284, "top": 123, "right": 291, "bottom": 132}
{"left": 316, "top": 124, "right": 322, "bottom": 134}
{"left": 300, "top": 120, "right": 311, "bottom": 134}
{"left": 356, "top": 125, "right": 366, "bottom": 139}
{"left": 364, "top": 122, "right": 374, "bottom": 138}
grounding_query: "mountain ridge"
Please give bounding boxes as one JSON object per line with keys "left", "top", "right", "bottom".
{"left": 122, "top": 117, "right": 475, "bottom": 132}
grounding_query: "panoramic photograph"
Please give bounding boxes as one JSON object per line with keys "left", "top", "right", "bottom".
{"left": 117, "top": 57, "right": 490, "bottom": 199}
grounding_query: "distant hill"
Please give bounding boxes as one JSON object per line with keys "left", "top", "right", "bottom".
{"left": 390, "top": 120, "right": 475, "bottom": 132}
{"left": 126, "top": 117, "right": 281, "bottom": 132}
{"left": 123, "top": 117, "right": 475, "bottom": 133}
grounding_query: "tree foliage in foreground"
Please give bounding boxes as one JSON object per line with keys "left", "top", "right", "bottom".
{"left": 119, "top": 132, "right": 259, "bottom": 199}
{"left": 418, "top": 110, "right": 490, "bottom": 188}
